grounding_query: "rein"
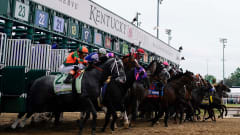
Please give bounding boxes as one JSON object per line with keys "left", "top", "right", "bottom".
{"left": 93, "top": 65, "right": 103, "bottom": 72}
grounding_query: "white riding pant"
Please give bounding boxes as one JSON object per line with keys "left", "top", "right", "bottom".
{"left": 59, "top": 64, "right": 85, "bottom": 74}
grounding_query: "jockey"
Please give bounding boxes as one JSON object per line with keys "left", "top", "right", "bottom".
{"left": 162, "top": 61, "right": 169, "bottom": 69}
{"left": 60, "top": 46, "right": 88, "bottom": 83}
{"left": 126, "top": 48, "right": 145, "bottom": 69}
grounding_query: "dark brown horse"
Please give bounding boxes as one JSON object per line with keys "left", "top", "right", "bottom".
{"left": 152, "top": 71, "right": 195, "bottom": 127}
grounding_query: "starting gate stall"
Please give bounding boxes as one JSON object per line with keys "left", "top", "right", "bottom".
{"left": 0, "top": 38, "right": 31, "bottom": 112}
{"left": 50, "top": 49, "right": 69, "bottom": 74}
{"left": 0, "top": 33, "right": 7, "bottom": 107}
{"left": 26, "top": 44, "right": 52, "bottom": 93}
{"left": 0, "top": 33, "right": 7, "bottom": 67}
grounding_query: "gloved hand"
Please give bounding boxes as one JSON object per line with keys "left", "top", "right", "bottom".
{"left": 73, "top": 65, "right": 79, "bottom": 71}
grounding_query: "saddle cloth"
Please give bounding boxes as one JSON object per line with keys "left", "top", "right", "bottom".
{"left": 147, "top": 83, "right": 160, "bottom": 98}
{"left": 53, "top": 71, "right": 84, "bottom": 95}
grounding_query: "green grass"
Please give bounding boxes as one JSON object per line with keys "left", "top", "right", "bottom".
{"left": 225, "top": 104, "right": 240, "bottom": 107}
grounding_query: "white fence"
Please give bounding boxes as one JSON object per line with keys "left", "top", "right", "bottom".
{"left": 0, "top": 32, "right": 69, "bottom": 73}
{"left": 4, "top": 39, "right": 32, "bottom": 70}
{"left": 0, "top": 33, "right": 7, "bottom": 65}
{"left": 50, "top": 49, "right": 68, "bottom": 73}
{"left": 30, "top": 44, "right": 51, "bottom": 71}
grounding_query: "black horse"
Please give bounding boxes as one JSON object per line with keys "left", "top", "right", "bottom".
{"left": 203, "top": 81, "right": 230, "bottom": 121}
{"left": 11, "top": 57, "right": 126, "bottom": 135}
{"left": 101, "top": 68, "right": 136, "bottom": 132}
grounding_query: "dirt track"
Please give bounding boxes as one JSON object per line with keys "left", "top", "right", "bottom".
{"left": 0, "top": 113, "right": 239, "bottom": 135}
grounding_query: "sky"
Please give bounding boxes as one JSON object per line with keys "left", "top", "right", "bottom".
{"left": 92, "top": 0, "right": 240, "bottom": 80}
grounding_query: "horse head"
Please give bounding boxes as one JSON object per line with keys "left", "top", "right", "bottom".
{"left": 214, "top": 81, "right": 231, "bottom": 97}
{"left": 102, "top": 57, "right": 126, "bottom": 84}
{"left": 181, "top": 70, "right": 195, "bottom": 85}
{"left": 147, "top": 60, "right": 170, "bottom": 85}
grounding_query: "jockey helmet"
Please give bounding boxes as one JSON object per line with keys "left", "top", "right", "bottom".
{"left": 107, "top": 52, "right": 115, "bottom": 58}
{"left": 77, "top": 46, "right": 89, "bottom": 54}
{"left": 137, "top": 48, "right": 145, "bottom": 55}
{"left": 163, "top": 61, "right": 169, "bottom": 66}
{"left": 98, "top": 48, "right": 107, "bottom": 55}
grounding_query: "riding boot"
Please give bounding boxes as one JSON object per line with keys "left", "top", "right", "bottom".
{"left": 64, "top": 73, "right": 73, "bottom": 84}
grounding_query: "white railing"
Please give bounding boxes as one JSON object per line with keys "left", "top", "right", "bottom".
{"left": 0, "top": 33, "right": 7, "bottom": 66}
{"left": 4, "top": 39, "right": 32, "bottom": 71}
{"left": 30, "top": 44, "right": 51, "bottom": 71}
{"left": 50, "top": 49, "right": 68, "bottom": 73}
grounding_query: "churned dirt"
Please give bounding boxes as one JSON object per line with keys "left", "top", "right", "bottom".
{"left": 0, "top": 112, "right": 239, "bottom": 135}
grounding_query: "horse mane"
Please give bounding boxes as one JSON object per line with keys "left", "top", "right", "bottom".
{"left": 167, "top": 72, "right": 184, "bottom": 82}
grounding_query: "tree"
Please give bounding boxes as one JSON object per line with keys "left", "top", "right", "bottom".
{"left": 224, "top": 67, "right": 240, "bottom": 87}
{"left": 204, "top": 74, "right": 216, "bottom": 84}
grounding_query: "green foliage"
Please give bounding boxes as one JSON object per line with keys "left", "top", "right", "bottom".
{"left": 225, "top": 67, "right": 240, "bottom": 87}
{"left": 204, "top": 75, "right": 216, "bottom": 84}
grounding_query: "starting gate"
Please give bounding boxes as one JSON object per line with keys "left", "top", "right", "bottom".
{"left": 0, "top": 33, "right": 69, "bottom": 112}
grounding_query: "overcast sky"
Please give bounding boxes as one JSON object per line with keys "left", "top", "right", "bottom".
{"left": 92, "top": 0, "right": 239, "bottom": 80}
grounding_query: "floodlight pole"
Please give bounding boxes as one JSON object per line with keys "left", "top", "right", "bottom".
{"left": 157, "top": 0, "right": 163, "bottom": 39}
{"left": 220, "top": 38, "right": 227, "bottom": 84}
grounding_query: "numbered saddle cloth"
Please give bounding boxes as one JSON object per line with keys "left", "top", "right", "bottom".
{"left": 201, "top": 96, "right": 213, "bottom": 105}
{"left": 53, "top": 71, "right": 84, "bottom": 95}
{"left": 147, "top": 83, "right": 160, "bottom": 98}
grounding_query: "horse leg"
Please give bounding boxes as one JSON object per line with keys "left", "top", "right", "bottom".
{"left": 123, "top": 110, "right": 130, "bottom": 128}
{"left": 54, "top": 112, "right": 61, "bottom": 125}
{"left": 11, "top": 113, "right": 26, "bottom": 129}
{"left": 88, "top": 99, "right": 97, "bottom": 135}
{"left": 101, "top": 108, "right": 111, "bottom": 132}
{"left": 110, "top": 108, "right": 118, "bottom": 132}
{"left": 222, "top": 105, "right": 228, "bottom": 117}
{"left": 164, "top": 108, "right": 169, "bottom": 127}
{"left": 79, "top": 111, "right": 90, "bottom": 135}
{"left": 202, "top": 108, "right": 207, "bottom": 121}
{"left": 179, "top": 104, "right": 184, "bottom": 124}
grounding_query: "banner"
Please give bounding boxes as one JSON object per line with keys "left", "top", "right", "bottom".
{"left": 94, "top": 32, "right": 102, "bottom": 46}
{"left": 122, "top": 43, "right": 129, "bottom": 55}
{"left": 68, "top": 22, "right": 79, "bottom": 38}
{"left": 81, "top": 28, "right": 92, "bottom": 43}
{"left": 114, "top": 41, "right": 120, "bottom": 52}
{"left": 104, "top": 36, "right": 111, "bottom": 49}
{"left": 32, "top": 0, "right": 180, "bottom": 64}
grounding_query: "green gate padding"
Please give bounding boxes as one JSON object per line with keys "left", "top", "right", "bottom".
{"left": 1, "top": 66, "right": 25, "bottom": 95}
{"left": 1, "top": 96, "right": 26, "bottom": 113}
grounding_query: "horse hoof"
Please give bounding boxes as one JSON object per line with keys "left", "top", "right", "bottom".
{"left": 124, "top": 122, "right": 129, "bottom": 129}
{"left": 19, "top": 122, "right": 25, "bottom": 128}
{"left": 111, "top": 131, "right": 115, "bottom": 134}
{"left": 164, "top": 125, "right": 168, "bottom": 127}
{"left": 11, "top": 124, "right": 18, "bottom": 129}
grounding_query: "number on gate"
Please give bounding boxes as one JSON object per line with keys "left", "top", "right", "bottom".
{"left": 53, "top": 16, "right": 64, "bottom": 33}
{"left": 35, "top": 10, "right": 49, "bottom": 28}
{"left": 14, "top": 1, "right": 29, "bottom": 21}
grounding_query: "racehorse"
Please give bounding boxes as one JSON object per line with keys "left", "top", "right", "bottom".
{"left": 203, "top": 81, "right": 230, "bottom": 121}
{"left": 138, "top": 60, "right": 170, "bottom": 122}
{"left": 101, "top": 68, "right": 136, "bottom": 132}
{"left": 151, "top": 71, "right": 195, "bottom": 127}
{"left": 11, "top": 57, "right": 126, "bottom": 135}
